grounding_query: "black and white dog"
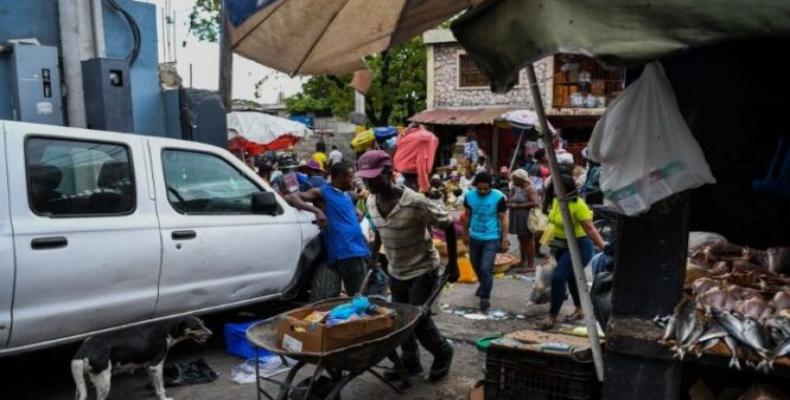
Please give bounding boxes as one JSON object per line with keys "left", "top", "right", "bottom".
{"left": 71, "top": 316, "right": 212, "bottom": 400}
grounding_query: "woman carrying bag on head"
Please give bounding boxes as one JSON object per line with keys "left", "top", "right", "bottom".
{"left": 539, "top": 174, "right": 607, "bottom": 330}
{"left": 507, "top": 169, "right": 539, "bottom": 271}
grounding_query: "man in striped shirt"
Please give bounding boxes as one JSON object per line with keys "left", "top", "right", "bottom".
{"left": 357, "top": 150, "right": 459, "bottom": 382}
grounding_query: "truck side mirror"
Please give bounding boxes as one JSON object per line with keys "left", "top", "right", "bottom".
{"left": 252, "top": 192, "right": 280, "bottom": 215}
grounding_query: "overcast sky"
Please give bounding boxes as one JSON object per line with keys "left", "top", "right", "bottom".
{"left": 142, "top": 0, "right": 305, "bottom": 104}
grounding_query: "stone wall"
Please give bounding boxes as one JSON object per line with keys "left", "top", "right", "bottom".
{"left": 430, "top": 43, "right": 553, "bottom": 109}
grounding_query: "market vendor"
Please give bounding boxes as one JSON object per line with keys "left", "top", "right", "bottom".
{"left": 357, "top": 150, "right": 459, "bottom": 383}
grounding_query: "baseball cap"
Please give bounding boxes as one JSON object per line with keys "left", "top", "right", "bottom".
{"left": 356, "top": 150, "right": 393, "bottom": 179}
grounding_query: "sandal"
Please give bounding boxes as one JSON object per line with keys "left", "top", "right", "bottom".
{"left": 564, "top": 310, "right": 584, "bottom": 322}
{"left": 537, "top": 318, "right": 556, "bottom": 331}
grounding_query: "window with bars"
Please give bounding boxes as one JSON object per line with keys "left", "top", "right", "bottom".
{"left": 458, "top": 54, "right": 491, "bottom": 88}
{"left": 552, "top": 54, "right": 625, "bottom": 108}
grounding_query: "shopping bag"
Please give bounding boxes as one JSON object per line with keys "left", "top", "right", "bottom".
{"left": 528, "top": 208, "right": 548, "bottom": 232}
{"left": 529, "top": 258, "right": 555, "bottom": 304}
{"left": 588, "top": 62, "right": 715, "bottom": 216}
{"left": 539, "top": 223, "right": 556, "bottom": 246}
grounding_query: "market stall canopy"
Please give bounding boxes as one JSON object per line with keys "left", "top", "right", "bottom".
{"left": 227, "top": 111, "right": 312, "bottom": 155}
{"left": 224, "top": 0, "right": 485, "bottom": 76}
{"left": 451, "top": 0, "right": 790, "bottom": 93}
{"left": 499, "top": 109, "right": 557, "bottom": 133}
{"left": 409, "top": 107, "right": 514, "bottom": 126}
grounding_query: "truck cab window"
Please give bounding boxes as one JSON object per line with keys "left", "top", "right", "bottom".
{"left": 25, "top": 137, "right": 135, "bottom": 216}
{"left": 162, "top": 150, "right": 261, "bottom": 214}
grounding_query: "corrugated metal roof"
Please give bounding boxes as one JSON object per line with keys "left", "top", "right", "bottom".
{"left": 409, "top": 107, "right": 514, "bottom": 125}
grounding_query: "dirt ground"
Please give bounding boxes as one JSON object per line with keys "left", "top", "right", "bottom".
{"left": 1, "top": 245, "right": 585, "bottom": 400}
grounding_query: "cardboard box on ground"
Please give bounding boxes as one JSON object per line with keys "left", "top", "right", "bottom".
{"left": 276, "top": 301, "right": 395, "bottom": 353}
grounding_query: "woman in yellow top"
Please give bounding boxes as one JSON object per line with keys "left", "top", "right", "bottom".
{"left": 540, "top": 174, "right": 606, "bottom": 330}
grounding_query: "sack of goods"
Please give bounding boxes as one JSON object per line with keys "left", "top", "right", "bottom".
{"left": 588, "top": 62, "right": 715, "bottom": 216}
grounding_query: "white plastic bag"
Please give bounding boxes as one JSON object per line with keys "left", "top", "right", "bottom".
{"left": 588, "top": 62, "right": 715, "bottom": 216}
{"left": 529, "top": 257, "right": 556, "bottom": 305}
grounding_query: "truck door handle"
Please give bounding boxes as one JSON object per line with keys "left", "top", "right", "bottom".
{"left": 172, "top": 230, "right": 197, "bottom": 240}
{"left": 31, "top": 236, "right": 68, "bottom": 250}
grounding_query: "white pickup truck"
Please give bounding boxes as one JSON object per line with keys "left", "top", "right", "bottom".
{"left": 0, "top": 121, "right": 324, "bottom": 356}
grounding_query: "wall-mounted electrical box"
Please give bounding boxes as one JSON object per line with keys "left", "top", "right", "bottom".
{"left": 7, "top": 44, "right": 63, "bottom": 126}
{"left": 82, "top": 58, "right": 133, "bottom": 132}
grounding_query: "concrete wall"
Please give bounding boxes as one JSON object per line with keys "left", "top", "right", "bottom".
{"left": 430, "top": 42, "right": 553, "bottom": 109}
{"left": 0, "top": 1, "right": 62, "bottom": 120}
{"left": 0, "top": 0, "right": 171, "bottom": 137}
{"left": 294, "top": 117, "right": 357, "bottom": 163}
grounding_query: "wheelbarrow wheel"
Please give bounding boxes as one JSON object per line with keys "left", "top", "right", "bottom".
{"left": 290, "top": 376, "right": 340, "bottom": 400}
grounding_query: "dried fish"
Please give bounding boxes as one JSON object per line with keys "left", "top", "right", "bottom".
{"left": 654, "top": 315, "right": 676, "bottom": 343}
{"left": 680, "top": 310, "right": 707, "bottom": 358}
{"left": 770, "top": 290, "right": 790, "bottom": 312}
{"left": 773, "top": 339, "right": 790, "bottom": 359}
{"left": 742, "top": 318, "right": 771, "bottom": 359}
{"left": 723, "top": 335, "right": 741, "bottom": 370}
{"left": 676, "top": 301, "right": 696, "bottom": 345}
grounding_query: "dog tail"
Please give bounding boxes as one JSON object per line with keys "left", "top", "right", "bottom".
{"left": 71, "top": 359, "right": 88, "bottom": 400}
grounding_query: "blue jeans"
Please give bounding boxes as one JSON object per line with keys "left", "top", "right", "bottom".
{"left": 469, "top": 238, "right": 499, "bottom": 300}
{"left": 550, "top": 237, "right": 594, "bottom": 316}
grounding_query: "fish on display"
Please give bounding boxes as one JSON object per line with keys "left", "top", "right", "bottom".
{"left": 655, "top": 315, "right": 676, "bottom": 344}
{"left": 723, "top": 335, "right": 741, "bottom": 370}
{"left": 693, "top": 320, "right": 728, "bottom": 358}
{"left": 673, "top": 300, "right": 696, "bottom": 358}
{"left": 741, "top": 318, "right": 772, "bottom": 360}
{"left": 773, "top": 339, "right": 790, "bottom": 360}
{"left": 679, "top": 310, "right": 707, "bottom": 359}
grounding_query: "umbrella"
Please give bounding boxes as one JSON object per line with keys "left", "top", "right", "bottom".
{"left": 223, "top": 0, "right": 485, "bottom": 76}
{"left": 227, "top": 111, "right": 312, "bottom": 156}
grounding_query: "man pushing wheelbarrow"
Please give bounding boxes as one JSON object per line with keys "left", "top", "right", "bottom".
{"left": 357, "top": 150, "right": 459, "bottom": 382}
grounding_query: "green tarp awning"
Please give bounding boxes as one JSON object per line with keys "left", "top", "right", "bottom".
{"left": 451, "top": 0, "right": 790, "bottom": 93}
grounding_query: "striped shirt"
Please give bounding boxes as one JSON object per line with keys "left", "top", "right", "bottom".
{"left": 367, "top": 188, "right": 453, "bottom": 280}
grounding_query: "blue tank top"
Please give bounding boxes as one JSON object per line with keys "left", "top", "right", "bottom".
{"left": 465, "top": 189, "right": 505, "bottom": 241}
{"left": 320, "top": 184, "right": 370, "bottom": 264}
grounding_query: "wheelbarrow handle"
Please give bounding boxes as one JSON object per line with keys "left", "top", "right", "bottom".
{"left": 421, "top": 272, "right": 450, "bottom": 314}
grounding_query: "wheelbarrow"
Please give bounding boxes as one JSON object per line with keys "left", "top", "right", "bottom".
{"left": 246, "top": 271, "right": 448, "bottom": 400}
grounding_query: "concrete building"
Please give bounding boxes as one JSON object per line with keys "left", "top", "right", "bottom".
{"left": 414, "top": 29, "right": 624, "bottom": 169}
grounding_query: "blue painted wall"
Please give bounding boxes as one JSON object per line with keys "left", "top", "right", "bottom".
{"left": 102, "top": 0, "right": 167, "bottom": 136}
{"left": 0, "top": 0, "right": 175, "bottom": 137}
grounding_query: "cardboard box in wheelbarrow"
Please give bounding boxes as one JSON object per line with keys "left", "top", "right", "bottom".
{"left": 275, "top": 303, "right": 396, "bottom": 354}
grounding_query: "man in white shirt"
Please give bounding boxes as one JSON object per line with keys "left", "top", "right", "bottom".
{"left": 328, "top": 145, "right": 343, "bottom": 167}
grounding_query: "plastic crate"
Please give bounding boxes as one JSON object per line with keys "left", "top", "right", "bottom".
{"left": 224, "top": 320, "right": 271, "bottom": 360}
{"left": 484, "top": 342, "right": 599, "bottom": 400}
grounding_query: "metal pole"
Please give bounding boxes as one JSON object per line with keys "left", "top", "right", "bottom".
{"left": 509, "top": 128, "right": 525, "bottom": 172}
{"left": 525, "top": 64, "right": 605, "bottom": 381}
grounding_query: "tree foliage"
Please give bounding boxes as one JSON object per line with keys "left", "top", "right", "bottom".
{"left": 285, "top": 38, "right": 426, "bottom": 126}
{"left": 187, "top": 0, "right": 221, "bottom": 42}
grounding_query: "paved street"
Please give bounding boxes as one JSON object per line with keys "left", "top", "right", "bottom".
{"left": 1, "top": 252, "right": 580, "bottom": 400}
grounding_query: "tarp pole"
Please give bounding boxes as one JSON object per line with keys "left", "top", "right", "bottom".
{"left": 525, "top": 64, "right": 605, "bottom": 381}
{"left": 509, "top": 128, "right": 525, "bottom": 171}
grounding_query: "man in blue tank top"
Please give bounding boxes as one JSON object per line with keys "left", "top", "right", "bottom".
{"left": 463, "top": 171, "right": 509, "bottom": 312}
{"left": 286, "top": 161, "right": 370, "bottom": 296}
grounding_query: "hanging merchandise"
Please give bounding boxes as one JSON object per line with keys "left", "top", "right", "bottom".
{"left": 393, "top": 125, "right": 439, "bottom": 192}
{"left": 588, "top": 62, "right": 715, "bottom": 216}
{"left": 351, "top": 129, "right": 376, "bottom": 152}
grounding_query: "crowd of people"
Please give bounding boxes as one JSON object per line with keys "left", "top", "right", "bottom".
{"left": 242, "top": 132, "right": 607, "bottom": 379}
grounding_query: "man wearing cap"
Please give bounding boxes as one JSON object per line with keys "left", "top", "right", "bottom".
{"left": 286, "top": 161, "right": 370, "bottom": 296}
{"left": 299, "top": 159, "right": 328, "bottom": 189}
{"left": 357, "top": 150, "right": 459, "bottom": 382}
